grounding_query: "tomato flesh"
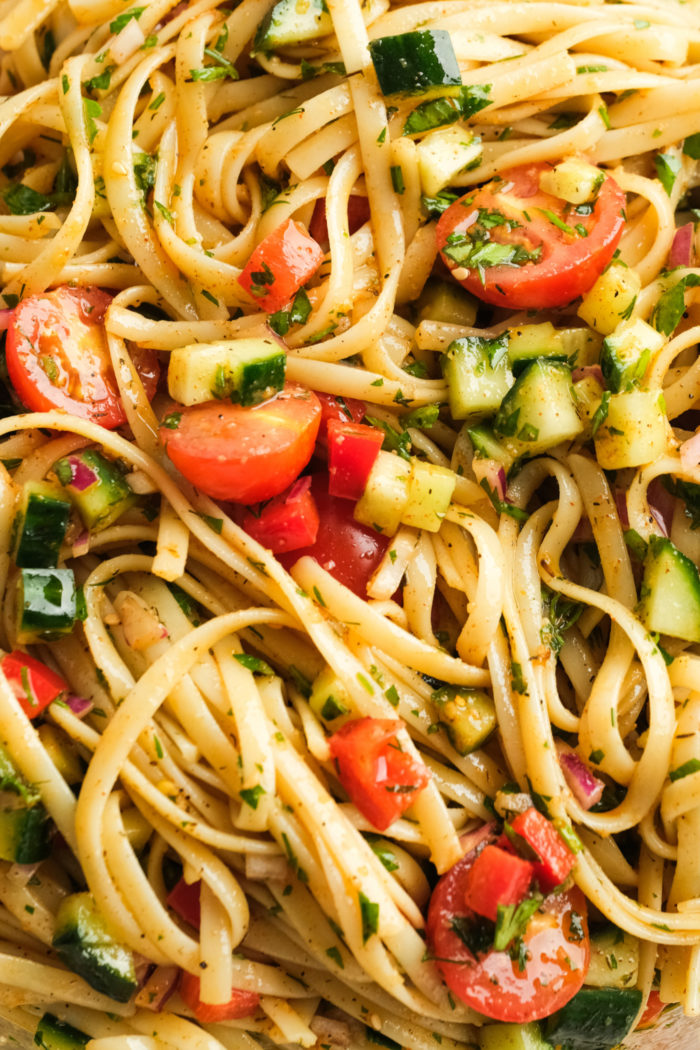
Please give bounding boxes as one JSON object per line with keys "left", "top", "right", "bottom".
{"left": 328, "top": 717, "right": 431, "bottom": 831}
{"left": 636, "top": 990, "right": 666, "bottom": 1030}
{"left": 510, "top": 807, "right": 576, "bottom": 892}
{"left": 314, "top": 391, "right": 366, "bottom": 446}
{"left": 1, "top": 651, "right": 68, "bottom": 719}
{"left": 159, "top": 384, "right": 321, "bottom": 503}
{"left": 5, "top": 286, "right": 159, "bottom": 428}
{"left": 179, "top": 971, "right": 260, "bottom": 1023}
{"left": 278, "top": 476, "right": 388, "bottom": 596}
{"left": 237, "top": 219, "right": 323, "bottom": 312}
{"left": 436, "top": 163, "right": 625, "bottom": 310}
{"left": 426, "top": 845, "right": 589, "bottom": 1023}
{"left": 464, "top": 845, "right": 534, "bottom": 922}
{"left": 242, "top": 476, "right": 319, "bottom": 553}
{"left": 327, "top": 420, "right": 383, "bottom": 501}
{"left": 166, "top": 878, "right": 201, "bottom": 929}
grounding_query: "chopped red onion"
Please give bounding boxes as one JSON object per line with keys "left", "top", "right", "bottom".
{"left": 135, "top": 965, "right": 179, "bottom": 1011}
{"left": 648, "top": 478, "right": 674, "bottom": 537}
{"left": 66, "top": 455, "right": 98, "bottom": 492}
{"left": 285, "top": 475, "right": 312, "bottom": 503}
{"left": 245, "top": 852, "right": 289, "bottom": 882}
{"left": 459, "top": 821, "right": 497, "bottom": 857}
{"left": 614, "top": 490, "right": 630, "bottom": 529}
{"left": 309, "top": 1017, "right": 352, "bottom": 1047}
{"left": 556, "top": 741, "right": 604, "bottom": 810}
{"left": 669, "top": 223, "right": 695, "bottom": 269}
{"left": 572, "top": 364, "right": 604, "bottom": 385}
{"left": 680, "top": 429, "right": 700, "bottom": 468}
{"left": 65, "top": 694, "right": 93, "bottom": 719}
{"left": 472, "top": 458, "right": 506, "bottom": 501}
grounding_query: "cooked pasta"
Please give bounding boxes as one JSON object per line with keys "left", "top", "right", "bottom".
{"left": 0, "top": 0, "right": 697, "bottom": 1048}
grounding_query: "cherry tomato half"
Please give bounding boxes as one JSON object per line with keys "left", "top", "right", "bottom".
{"left": 278, "top": 475, "right": 388, "bottom": 596}
{"left": 6, "top": 286, "right": 159, "bottom": 428}
{"left": 159, "top": 384, "right": 321, "bottom": 503}
{"left": 179, "top": 971, "right": 260, "bottom": 1023}
{"left": 436, "top": 163, "right": 625, "bottom": 310}
{"left": 426, "top": 846, "right": 589, "bottom": 1023}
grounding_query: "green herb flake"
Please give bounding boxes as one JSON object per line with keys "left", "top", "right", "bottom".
{"left": 110, "top": 7, "right": 146, "bottom": 34}
{"left": 233, "top": 653, "right": 274, "bottom": 675}
{"left": 359, "top": 891, "right": 379, "bottom": 942}
{"left": 669, "top": 758, "right": 700, "bottom": 782}
{"left": 240, "top": 784, "right": 267, "bottom": 808}
{"left": 654, "top": 152, "right": 681, "bottom": 197}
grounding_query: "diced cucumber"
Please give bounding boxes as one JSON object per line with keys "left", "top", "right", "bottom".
{"left": 253, "top": 0, "right": 332, "bottom": 50}
{"left": 0, "top": 804, "right": 51, "bottom": 864}
{"left": 593, "top": 389, "right": 668, "bottom": 469}
{"left": 167, "top": 338, "right": 286, "bottom": 408}
{"left": 309, "top": 666, "right": 353, "bottom": 724}
{"left": 506, "top": 323, "right": 566, "bottom": 366}
{"left": 0, "top": 743, "right": 39, "bottom": 804}
{"left": 577, "top": 262, "right": 641, "bottom": 336}
{"left": 467, "top": 424, "right": 515, "bottom": 471}
{"left": 354, "top": 451, "right": 411, "bottom": 535}
{"left": 431, "top": 685, "right": 496, "bottom": 754}
{"left": 37, "top": 724, "right": 83, "bottom": 785}
{"left": 480, "top": 1021, "right": 553, "bottom": 1050}
{"left": 493, "top": 360, "right": 583, "bottom": 458}
{"left": 52, "top": 892, "right": 138, "bottom": 1003}
{"left": 600, "top": 319, "right": 665, "bottom": 393}
{"left": 415, "top": 278, "right": 478, "bottom": 327}
{"left": 637, "top": 536, "right": 700, "bottom": 644}
{"left": 558, "top": 327, "right": 603, "bottom": 367}
{"left": 539, "top": 160, "right": 605, "bottom": 206}
{"left": 13, "top": 482, "right": 70, "bottom": 569}
{"left": 17, "top": 568, "right": 77, "bottom": 643}
{"left": 416, "top": 126, "right": 482, "bottom": 197}
{"left": 53, "top": 449, "right": 136, "bottom": 532}
{"left": 121, "top": 807, "right": 152, "bottom": 853}
{"left": 545, "top": 987, "right": 643, "bottom": 1050}
{"left": 403, "top": 460, "right": 455, "bottom": 531}
{"left": 368, "top": 31, "right": 462, "bottom": 97}
{"left": 586, "top": 926, "right": 639, "bottom": 989}
{"left": 34, "top": 1012, "right": 89, "bottom": 1050}
{"left": 573, "top": 374, "right": 606, "bottom": 440}
{"left": 442, "top": 334, "right": 513, "bottom": 421}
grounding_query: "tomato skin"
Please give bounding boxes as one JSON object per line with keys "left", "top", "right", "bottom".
{"left": 242, "top": 477, "right": 319, "bottom": 553}
{"left": 278, "top": 476, "right": 388, "bottom": 596}
{"left": 179, "top": 971, "right": 260, "bottom": 1023}
{"left": 309, "top": 195, "right": 371, "bottom": 246}
{"left": 436, "top": 163, "right": 625, "bottom": 309}
{"left": 5, "top": 286, "right": 159, "bottom": 428}
{"left": 327, "top": 420, "right": 383, "bottom": 501}
{"left": 0, "top": 651, "right": 68, "bottom": 719}
{"left": 464, "top": 845, "right": 534, "bottom": 922}
{"left": 636, "top": 990, "right": 666, "bottom": 1030}
{"left": 328, "top": 717, "right": 431, "bottom": 831}
{"left": 237, "top": 219, "right": 323, "bottom": 312}
{"left": 315, "top": 392, "right": 366, "bottom": 446}
{"left": 159, "top": 384, "right": 321, "bottom": 503}
{"left": 509, "top": 808, "right": 576, "bottom": 892}
{"left": 426, "top": 846, "right": 589, "bottom": 1023}
{"left": 166, "top": 878, "right": 201, "bottom": 929}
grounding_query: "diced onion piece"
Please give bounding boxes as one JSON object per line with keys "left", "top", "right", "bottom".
{"left": 113, "top": 591, "right": 167, "bottom": 651}
{"left": 66, "top": 694, "right": 94, "bottom": 719}
{"left": 669, "top": 223, "right": 695, "bottom": 269}
{"left": 572, "top": 364, "right": 604, "bottom": 385}
{"left": 556, "top": 741, "right": 604, "bottom": 810}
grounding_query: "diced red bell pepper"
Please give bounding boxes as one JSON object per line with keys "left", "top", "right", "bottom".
{"left": 636, "top": 990, "right": 666, "bottom": 1030}
{"left": 463, "top": 844, "right": 534, "bottom": 922}
{"left": 166, "top": 878, "right": 201, "bottom": 929}
{"left": 241, "top": 476, "right": 319, "bottom": 553}
{"left": 309, "top": 194, "right": 372, "bottom": 246}
{"left": 327, "top": 419, "right": 383, "bottom": 501}
{"left": 179, "top": 971, "right": 260, "bottom": 1023}
{"left": 0, "top": 651, "right": 68, "bottom": 719}
{"left": 328, "top": 717, "right": 431, "bottom": 831}
{"left": 509, "top": 807, "right": 576, "bottom": 892}
{"left": 237, "top": 219, "right": 323, "bottom": 313}
{"left": 314, "top": 391, "right": 366, "bottom": 446}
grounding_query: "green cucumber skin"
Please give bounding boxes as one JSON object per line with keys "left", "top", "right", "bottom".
{"left": 53, "top": 893, "right": 138, "bottom": 1003}
{"left": 368, "top": 30, "right": 461, "bottom": 96}
{"left": 34, "top": 1012, "right": 90, "bottom": 1050}
{"left": 0, "top": 805, "right": 51, "bottom": 864}
{"left": 19, "top": 568, "right": 77, "bottom": 639}
{"left": 254, "top": 0, "right": 332, "bottom": 50}
{"left": 15, "top": 486, "right": 70, "bottom": 569}
{"left": 236, "top": 351, "right": 286, "bottom": 406}
{"left": 54, "top": 449, "right": 136, "bottom": 531}
{"left": 545, "top": 987, "right": 643, "bottom": 1050}
{"left": 638, "top": 535, "right": 700, "bottom": 643}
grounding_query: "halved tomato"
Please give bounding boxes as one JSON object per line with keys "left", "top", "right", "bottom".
{"left": 436, "top": 162, "right": 625, "bottom": 310}
{"left": 159, "top": 383, "right": 321, "bottom": 502}
{"left": 5, "top": 286, "right": 159, "bottom": 428}
{"left": 179, "top": 971, "right": 259, "bottom": 1023}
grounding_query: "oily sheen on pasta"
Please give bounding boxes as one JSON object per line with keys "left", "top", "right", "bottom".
{"left": 0, "top": 0, "right": 697, "bottom": 1048}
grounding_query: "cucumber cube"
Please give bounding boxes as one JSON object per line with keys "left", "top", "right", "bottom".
{"left": 467, "top": 424, "right": 515, "bottom": 471}
{"left": 480, "top": 1021, "right": 553, "bottom": 1050}
{"left": 443, "top": 334, "right": 513, "bottom": 420}
{"left": 539, "top": 160, "right": 605, "bottom": 205}
{"left": 586, "top": 927, "right": 639, "bottom": 989}
{"left": 0, "top": 805, "right": 51, "bottom": 864}
{"left": 309, "top": 666, "right": 353, "bottom": 724}
{"left": 53, "top": 892, "right": 138, "bottom": 1003}
{"left": 593, "top": 389, "right": 668, "bottom": 468}
{"left": 573, "top": 374, "right": 606, "bottom": 439}
{"left": 403, "top": 460, "right": 455, "bottom": 531}
{"left": 601, "top": 318, "right": 665, "bottom": 392}
{"left": 254, "top": 0, "right": 333, "bottom": 50}
{"left": 34, "top": 1012, "right": 90, "bottom": 1050}
{"left": 506, "top": 322, "right": 564, "bottom": 365}
{"left": 432, "top": 686, "right": 496, "bottom": 754}
{"left": 416, "top": 278, "right": 478, "bottom": 327}
{"left": 493, "top": 360, "right": 583, "bottom": 458}
{"left": 638, "top": 536, "right": 700, "bottom": 644}
{"left": 14, "top": 481, "right": 71, "bottom": 569}
{"left": 417, "top": 126, "right": 482, "bottom": 197}
{"left": 53, "top": 449, "right": 136, "bottom": 532}
{"left": 578, "top": 262, "right": 641, "bottom": 335}
{"left": 168, "top": 338, "right": 286, "bottom": 407}
{"left": 18, "top": 568, "right": 77, "bottom": 643}
{"left": 354, "top": 451, "right": 411, "bottom": 535}
{"left": 368, "top": 31, "right": 462, "bottom": 97}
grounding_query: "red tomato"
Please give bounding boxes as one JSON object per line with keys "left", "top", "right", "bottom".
{"left": 242, "top": 476, "right": 319, "bottom": 553}
{"left": 315, "top": 391, "right": 366, "bottom": 446}
{"left": 426, "top": 847, "right": 589, "bottom": 1023}
{"left": 1, "top": 651, "right": 68, "bottom": 719}
{"left": 636, "top": 990, "right": 667, "bottom": 1029}
{"left": 278, "top": 476, "right": 388, "bottom": 596}
{"left": 464, "top": 845, "right": 534, "bottom": 922}
{"left": 328, "top": 717, "right": 431, "bottom": 831}
{"left": 309, "top": 195, "right": 372, "bottom": 246}
{"left": 327, "top": 420, "right": 383, "bottom": 501}
{"left": 159, "top": 384, "right": 321, "bottom": 503}
{"left": 166, "top": 878, "right": 201, "bottom": 929}
{"left": 5, "top": 286, "right": 159, "bottom": 428}
{"left": 179, "top": 971, "right": 260, "bottom": 1023}
{"left": 509, "top": 808, "right": 576, "bottom": 892}
{"left": 237, "top": 219, "right": 323, "bottom": 312}
{"left": 436, "top": 163, "right": 625, "bottom": 309}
